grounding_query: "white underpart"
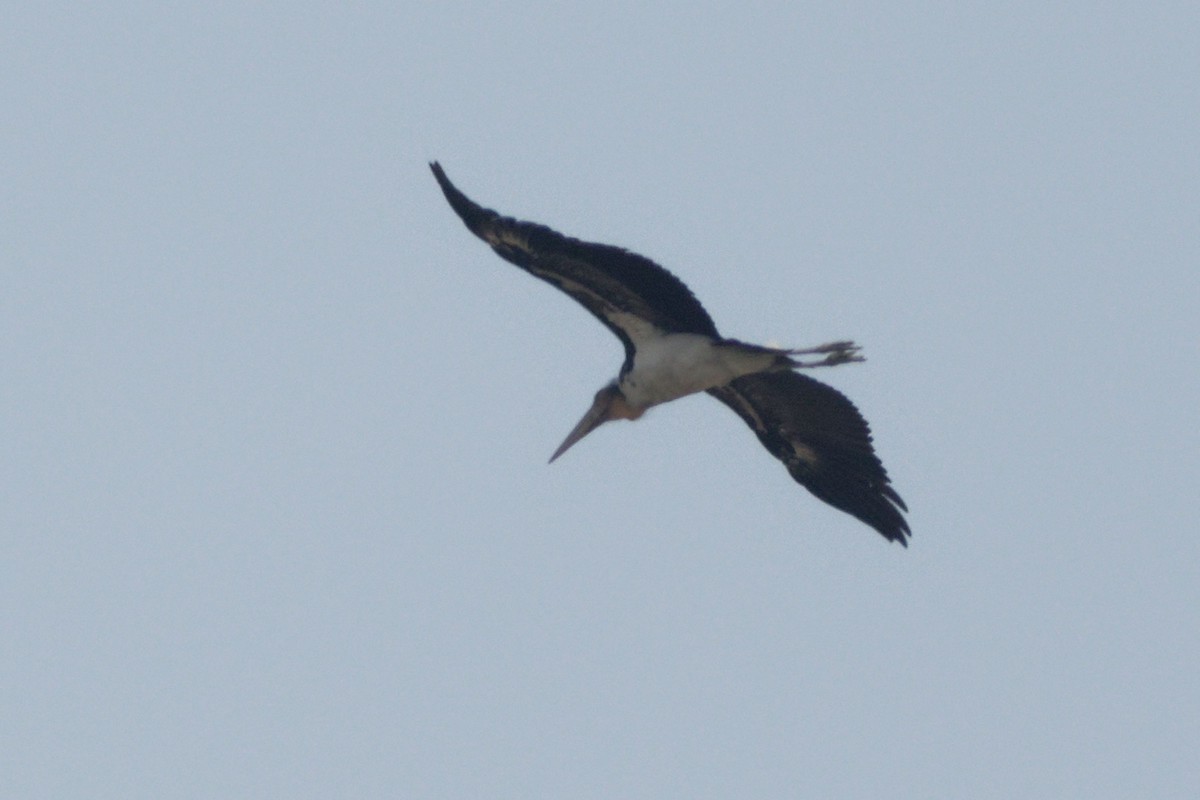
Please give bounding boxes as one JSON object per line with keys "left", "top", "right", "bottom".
{"left": 619, "top": 333, "right": 779, "bottom": 409}
{"left": 605, "top": 311, "right": 666, "bottom": 349}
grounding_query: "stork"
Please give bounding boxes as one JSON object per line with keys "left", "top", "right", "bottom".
{"left": 431, "top": 163, "right": 910, "bottom": 544}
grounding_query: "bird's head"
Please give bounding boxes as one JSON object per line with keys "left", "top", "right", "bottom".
{"left": 548, "top": 382, "right": 644, "bottom": 463}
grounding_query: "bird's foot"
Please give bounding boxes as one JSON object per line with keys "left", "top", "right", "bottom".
{"left": 788, "top": 340, "right": 858, "bottom": 355}
{"left": 789, "top": 341, "right": 864, "bottom": 368}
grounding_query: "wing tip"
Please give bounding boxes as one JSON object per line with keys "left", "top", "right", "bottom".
{"left": 845, "top": 486, "right": 910, "bottom": 546}
{"left": 879, "top": 513, "right": 912, "bottom": 547}
{"left": 877, "top": 486, "right": 911, "bottom": 546}
{"left": 429, "top": 161, "right": 493, "bottom": 235}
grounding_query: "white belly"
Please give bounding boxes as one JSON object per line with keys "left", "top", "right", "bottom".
{"left": 619, "top": 334, "right": 778, "bottom": 409}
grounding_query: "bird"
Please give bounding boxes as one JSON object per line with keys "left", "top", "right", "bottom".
{"left": 430, "top": 162, "right": 910, "bottom": 544}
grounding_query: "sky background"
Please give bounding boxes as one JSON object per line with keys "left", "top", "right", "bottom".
{"left": 4, "top": 3, "right": 1198, "bottom": 798}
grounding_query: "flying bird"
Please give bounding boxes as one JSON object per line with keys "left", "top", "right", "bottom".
{"left": 430, "top": 162, "right": 909, "bottom": 544}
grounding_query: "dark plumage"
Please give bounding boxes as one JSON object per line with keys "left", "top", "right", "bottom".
{"left": 431, "top": 162, "right": 910, "bottom": 545}
{"left": 431, "top": 162, "right": 717, "bottom": 369}
{"left": 709, "top": 372, "right": 909, "bottom": 543}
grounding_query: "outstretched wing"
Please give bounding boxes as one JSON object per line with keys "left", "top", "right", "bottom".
{"left": 431, "top": 162, "right": 719, "bottom": 364}
{"left": 708, "top": 371, "right": 910, "bottom": 544}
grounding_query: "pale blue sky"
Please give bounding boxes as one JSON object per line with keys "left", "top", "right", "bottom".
{"left": 4, "top": 3, "right": 1198, "bottom": 797}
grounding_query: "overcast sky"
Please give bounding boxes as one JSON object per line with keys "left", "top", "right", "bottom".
{"left": 4, "top": 3, "right": 1198, "bottom": 798}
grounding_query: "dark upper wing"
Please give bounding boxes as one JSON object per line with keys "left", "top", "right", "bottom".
{"left": 708, "top": 371, "right": 910, "bottom": 544}
{"left": 431, "top": 163, "right": 719, "bottom": 362}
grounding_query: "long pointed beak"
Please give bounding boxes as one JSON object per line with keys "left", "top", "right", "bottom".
{"left": 548, "top": 394, "right": 611, "bottom": 463}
